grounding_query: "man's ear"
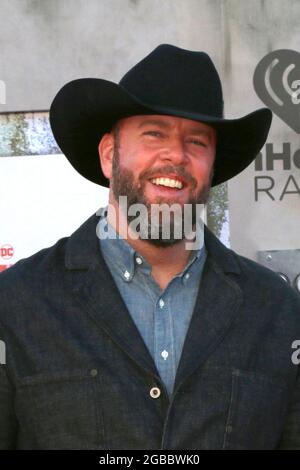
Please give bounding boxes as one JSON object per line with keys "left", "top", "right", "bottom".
{"left": 98, "top": 132, "right": 114, "bottom": 179}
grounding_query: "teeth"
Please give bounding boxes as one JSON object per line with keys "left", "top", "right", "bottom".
{"left": 150, "top": 177, "right": 183, "bottom": 189}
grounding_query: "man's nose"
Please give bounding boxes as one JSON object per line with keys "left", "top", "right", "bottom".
{"left": 159, "top": 138, "right": 187, "bottom": 165}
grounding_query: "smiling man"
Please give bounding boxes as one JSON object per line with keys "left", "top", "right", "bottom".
{"left": 0, "top": 44, "right": 300, "bottom": 450}
{"left": 98, "top": 114, "right": 216, "bottom": 288}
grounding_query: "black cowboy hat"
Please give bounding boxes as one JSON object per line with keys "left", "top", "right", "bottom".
{"left": 49, "top": 44, "right": 272, "bottom": 187}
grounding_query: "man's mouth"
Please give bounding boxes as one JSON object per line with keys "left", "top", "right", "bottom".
{"left": 149, "top": 176, "right": 184, "bottom": 190}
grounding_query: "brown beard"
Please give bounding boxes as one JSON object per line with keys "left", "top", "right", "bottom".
{"left": 111, "top": 136, "right": 214, "bottom": 247}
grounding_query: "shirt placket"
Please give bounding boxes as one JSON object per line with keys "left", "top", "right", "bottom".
{"left": 154, "top": 287, "right": 176, "bottom": 396}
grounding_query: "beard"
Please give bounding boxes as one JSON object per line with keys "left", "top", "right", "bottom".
{"left": 111, "top": 145, "right": 214, "bottom": 247}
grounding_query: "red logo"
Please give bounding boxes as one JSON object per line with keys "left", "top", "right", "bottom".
{"left": 0, "top": 265, "right": 11, "bottom": 272}
{"left": 0, "top": 244, "right": 14, "bottom": 260}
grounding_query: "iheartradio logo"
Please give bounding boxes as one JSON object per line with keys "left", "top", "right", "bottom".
{"left": 253, "top": 49, "right": 300, "bottom": 133}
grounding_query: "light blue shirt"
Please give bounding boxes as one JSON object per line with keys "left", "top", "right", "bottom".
{"left": 98, "top": 206, "right": 207, "bottom": 397}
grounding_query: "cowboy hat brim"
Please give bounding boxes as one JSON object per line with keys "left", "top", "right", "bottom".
{"left": 49, "top": 78, "right": 272, "bottom": 187}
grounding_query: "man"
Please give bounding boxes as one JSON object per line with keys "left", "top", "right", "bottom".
{"left": 0, "top": 44, "right": 300, "bottom": 449}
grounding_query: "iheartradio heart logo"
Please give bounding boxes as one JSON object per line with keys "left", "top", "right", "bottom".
{"left": 253, "top": 49, "right": 300, "bottom": 133}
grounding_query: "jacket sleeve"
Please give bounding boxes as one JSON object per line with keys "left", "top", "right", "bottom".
{"left": 278, "top": 369, "right": 300, "bottom": 449}
{"left": 0, "top": 364, "right": 18, "bottom": 449}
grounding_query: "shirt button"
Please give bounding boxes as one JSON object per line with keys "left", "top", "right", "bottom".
{"left": 161, "top": 350, "right": 169, "bottom": 360}
{"left": 149, "top": 386, "right": 161, "bottom": 399}
{"left": 136, "top": 257, "right": 143, "bottom": 265}
{"left": 123, "top": 270, "right": 131, "bottom": 280}
{"left": 90, "top": 368, "right": 98, "bottom": 377}
{"left": 159, "top": 299, "right": 165, "bottom": 308}
{"left": 185, "top": 273, "right": 190, "bottom": 280}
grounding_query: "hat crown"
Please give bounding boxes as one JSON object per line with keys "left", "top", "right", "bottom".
{"left": 119, "top": 44, "right": 224, "bottom": 118}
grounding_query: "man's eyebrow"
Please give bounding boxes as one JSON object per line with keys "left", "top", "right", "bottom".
{"left": 138, "top": 119, "right": 215, "bottom": 141}
{"left": 188, "top": 128, "right": 211, "bottom": 137}
{"left": 138, "top": 119, "right": 171, "bottom": 129}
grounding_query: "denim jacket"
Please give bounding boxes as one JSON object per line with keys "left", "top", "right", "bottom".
{"left": 0, "top": 212, "right": 300, "bottom": 449}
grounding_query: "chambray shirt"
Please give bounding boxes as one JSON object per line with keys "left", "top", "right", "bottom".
{"left": 98, "top": 207, "right": 207, "bottom": 397}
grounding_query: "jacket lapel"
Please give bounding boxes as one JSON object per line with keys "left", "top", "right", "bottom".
{"left": 65, "top": 213, "right": 243, "bottom": 391}
{"left": 65, "top": 213, "right": 161, "bottom": 380}
{"left": 173, "top": 226, "right": 243, "bottom": 391}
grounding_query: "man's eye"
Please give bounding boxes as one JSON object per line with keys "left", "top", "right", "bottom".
{"left": 188, "top": 139, "right": 206, "bottom": 147}
{"left": 144, "top": 131, "right": 162, "bottom": 137}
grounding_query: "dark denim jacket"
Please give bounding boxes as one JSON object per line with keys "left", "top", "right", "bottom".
{"left": 0, "top": 212, "right": 300, "bottom": 449}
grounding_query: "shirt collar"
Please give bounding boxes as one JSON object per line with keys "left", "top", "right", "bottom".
{"left": 98, "top": 205, "right": 206, "bottom": 284}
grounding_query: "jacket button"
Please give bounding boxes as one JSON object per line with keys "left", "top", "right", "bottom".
{"left": 90, "top": 368, "right": 98, "bottom": 377}
{"left": 226, "top": 425, "right": 233, "bottom": 434}
{"left": 149, "top": 386, "right": 161, "bottom": 399}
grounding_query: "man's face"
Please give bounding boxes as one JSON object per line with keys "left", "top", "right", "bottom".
{"left": 100, "top": 114, "right": 216, "bottom": 245}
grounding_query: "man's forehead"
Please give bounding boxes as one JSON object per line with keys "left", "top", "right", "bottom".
{"left": 117, "top": 114, "right": 215, "bottom": 135}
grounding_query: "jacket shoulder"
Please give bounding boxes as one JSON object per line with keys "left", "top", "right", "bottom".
{"left": 231, "top": 249, "right": 300, "bottom": 305}
{"left": 0, "top": 212, "right": 99, "bottom": 322}
{"left": 0, "top": 236, "right": 69, "bottom": 293}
